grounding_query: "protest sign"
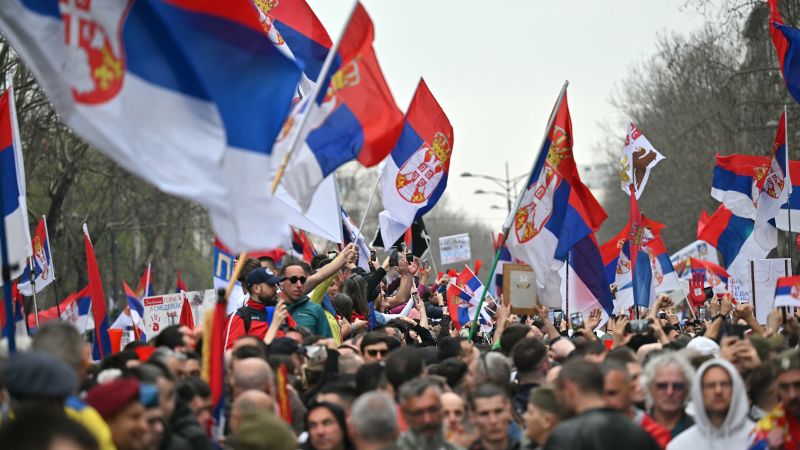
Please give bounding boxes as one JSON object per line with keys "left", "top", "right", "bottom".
{"left": 670, "top": 240, "right": 719, "bottom": 279}
{"left": 750, "top": 258, "right": 791, "bottom": 324}
{"left": 503, "top": 263, "right": 537, "bottom": 315}
{"left": 141, "top": 289, "right": 217, "bottom": 337}
{"left": 439, "top": 233, "right": 471, "bottom": 265}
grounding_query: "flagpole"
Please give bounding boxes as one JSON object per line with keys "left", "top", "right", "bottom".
{"left": 786, "top": 105, "right": 793, "bottom": 271}
{"left": 468, "top": 81, "right": 569, "bottom": 341}
{"left": 28, "top": 258, "right": 40, "bottom": 328}
{"left": 357, "top": 172, "right": 381, "bottom": 241}
{"left": 42, "top": 215, "right": 61, "bottom": 319}
{"left": 145, "top": 261, "right": 151, "bottom": 298}
{"left": 270, "top": 0, "right": 361, "bottom": 193}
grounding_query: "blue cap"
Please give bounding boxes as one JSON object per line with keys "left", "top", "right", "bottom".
{"left": 4, "top": 351, "right": 77, "bottom": 400}
{"left": 246, "top": 268, "right": 281, "bottom": 288}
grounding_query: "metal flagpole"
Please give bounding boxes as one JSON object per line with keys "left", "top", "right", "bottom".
{"left": 356, "top": 173, "right": 381, "bottom": 241}
{"left": 786, "top": 105, "right": 794, "bottom": 271}
{"left": 270, "top": 0, "right": 361, "bottom": 193}
{"left": 28, "top": 257, "right": 40, "bottom": 328}
{"left": 468, "top": 81, "right": 569, "bottom": 341}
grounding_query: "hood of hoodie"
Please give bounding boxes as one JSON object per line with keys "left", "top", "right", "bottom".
{"left": 689, "top": 358, "right": 751, "bottom": 438}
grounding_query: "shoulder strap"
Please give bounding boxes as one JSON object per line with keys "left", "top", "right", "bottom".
{"left": 236, "top": 306, "right": 252, "bottom": 333}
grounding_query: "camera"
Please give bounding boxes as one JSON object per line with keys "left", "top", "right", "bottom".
{"left": 569, "top": 312, "right": 584, "bottom": 330}
{"left": 629, "top": 319, "right": 650, "bottom": 334}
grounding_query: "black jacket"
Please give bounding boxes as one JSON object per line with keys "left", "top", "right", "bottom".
{"left": 543, "top": 408, "right": 660, "bottom": 450}
{"left": 169, "top": 400, "right": 212, "bottom": 450}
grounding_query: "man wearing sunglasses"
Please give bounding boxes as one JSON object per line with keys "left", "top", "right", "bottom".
{"left": 641, "top": 352, "right": 695, "bottom": 439}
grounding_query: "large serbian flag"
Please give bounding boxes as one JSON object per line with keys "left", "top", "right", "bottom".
{"left": 274, "top": 2, "right": 405, "bottom": 210}
{"left": 0, "top": 87, "right": 31, "bottom": 282}
{"left": 0, "top": 0, "right": 303, "bottom": 252}
{"left": 754, "top": 112, "right": 791, "bottom": 249}
{"left": 503, "top": 87, "right": 606, "bottom": 291}
{"left": 768, "top": 0, "right": 800, "bottom": 104}
{"left": 379, "top": 79, "right": 453, "bottom": 247}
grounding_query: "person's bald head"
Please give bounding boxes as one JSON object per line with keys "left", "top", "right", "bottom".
{"left": 230, "top": 390, "right": 275, "bottom": 434}
{"left": 231, "top": 358, "right": 275, "bottom": 399}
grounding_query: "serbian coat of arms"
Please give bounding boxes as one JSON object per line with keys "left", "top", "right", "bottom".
{"left": 395, "top": 132, "right": 452, "bottom": 204}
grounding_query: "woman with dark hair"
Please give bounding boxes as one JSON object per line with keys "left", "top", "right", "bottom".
{"left": 343, "top": 275, "right": 370, "bottom": 321}
{"left": 332, "top": 293, "right": 354, "bottom": 324}
{"left": 303, "top": 402, "right": 354, "bottom": 450}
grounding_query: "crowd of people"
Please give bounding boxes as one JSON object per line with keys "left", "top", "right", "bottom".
{"left": 3, "top": 243, "right": 800, "bottom": 450}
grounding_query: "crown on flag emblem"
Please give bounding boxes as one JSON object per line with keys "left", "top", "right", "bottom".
{"left": 324, "top": 60, "right": 361, "bottom": 104}
{"left": 546, "top": 126, "right": 571, "bottom": 169}
{"left": 62, "top": 0, "right": 127, "bottom": 104}
{"left": 514, "top": 164, "right": 560, "bottom": 243}
{"left": 254, "top": 0, "right": 279, "bottom": 14}
{"left": 253, "top": 0, "right": 285, "bottom": 43}
{"left": 395, "top": 132, "right": 451, "bottom": 204}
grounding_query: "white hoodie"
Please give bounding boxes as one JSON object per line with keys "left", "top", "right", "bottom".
{"left": 666, "top": 359, "right": 753, "bottom": 450}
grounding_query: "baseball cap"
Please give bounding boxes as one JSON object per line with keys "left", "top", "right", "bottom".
{"left": 246, "top": 268, "right": 281, "bottom": 288}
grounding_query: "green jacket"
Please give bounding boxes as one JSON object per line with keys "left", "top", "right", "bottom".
{"left": 287, "top": 296, "right": 332, "bottom": 338}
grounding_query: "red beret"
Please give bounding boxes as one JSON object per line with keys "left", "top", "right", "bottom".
{"left": 85, "top": 377, "right": 140, "bottom": 420}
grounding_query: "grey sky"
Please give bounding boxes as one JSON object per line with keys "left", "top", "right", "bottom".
{"left": 307, "top": 0, "right": 707, "bottom": 229}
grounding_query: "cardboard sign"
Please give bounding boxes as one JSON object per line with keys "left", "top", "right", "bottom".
{"left": 439, "top": 233, "right": 471, "bottom": 265}
{"left": 750, "top": 258, "right": 791, "bottom": 324}
{"left": 503, "top": 263, "right": 537, "bottom": 314}
{"left": 141, "top": 289, "right": 216, "bottom": 337}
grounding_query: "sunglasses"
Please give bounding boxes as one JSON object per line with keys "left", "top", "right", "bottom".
{"left": 655, "top": 382, "right": 686, "bottom": 392}
{"left": 282, "top": 276, "right": 307, "bottom": 285}
{"left": 366, "top": 348, "right": 388, "bottom": 357}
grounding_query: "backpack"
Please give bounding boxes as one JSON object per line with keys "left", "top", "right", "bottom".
{"left": 235, "top": 306, "right": 257, "bottom": 333}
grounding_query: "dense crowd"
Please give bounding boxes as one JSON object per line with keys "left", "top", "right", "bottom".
{"left": 2, "top": 244, "right": 799, "bottom": 450}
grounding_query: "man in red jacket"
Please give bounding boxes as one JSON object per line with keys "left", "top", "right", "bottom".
{"left": 224, "top": 268, "right": 294, "bottom": 349}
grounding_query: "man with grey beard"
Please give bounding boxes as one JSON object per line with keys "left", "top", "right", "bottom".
{"left": 397, "top": 378, "right": 460, "bottom": 450}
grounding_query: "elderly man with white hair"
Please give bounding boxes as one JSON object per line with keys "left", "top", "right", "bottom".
{"left": 641, "top": 351, "right": 696, "bottom": 439}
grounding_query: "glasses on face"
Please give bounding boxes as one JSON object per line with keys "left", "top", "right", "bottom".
{"left": 655, "top": 382, "right": 686, "bottom": 392}
{"left": 366, "top": 348, "right": 388, "bottom": 357}
{"left": 282, "top": 276, "right": 307, "bottom": 285}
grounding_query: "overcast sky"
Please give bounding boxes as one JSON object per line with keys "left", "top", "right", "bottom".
{"left": 307, "top": 0, "right": 708, "bottom": 228}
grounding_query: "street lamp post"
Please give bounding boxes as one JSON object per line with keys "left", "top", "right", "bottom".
{"left": 461, "top": 162, "right": 527, "bottom": 214}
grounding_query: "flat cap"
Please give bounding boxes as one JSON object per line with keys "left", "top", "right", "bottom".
{"left": 3, "top": 351, "right": 77, "bottom": 400}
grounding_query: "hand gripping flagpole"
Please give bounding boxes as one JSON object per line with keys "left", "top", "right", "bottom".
{"left": 270, "top": 0, "right": 361, "bottom": 194}
{"left": 468, "top": 80, "right": 569, "bottom": 341}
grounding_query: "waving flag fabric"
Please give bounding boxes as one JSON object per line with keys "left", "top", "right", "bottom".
{"left": 774, "top": 275, "right": 800, "bottom": 307}
{"left": 503, "top": 89, "right": 606, "bottom": 291}
{"left": 754, "top": 112, "right": 791, "bottom": 249}
{"left": 689, "top": 257, "right": 730, "bottom": 293}
{"left": 110, "top": 282, "right": 146, "bottom": 341}
{"left": 0, "top": 87, "right": 31, "bottom": 282}
{"left": 1, "top": 282, "right": 26, "bottom": 338}
{"left": 275, "top": 3, "right": 405, "bottom": 210}
{"left": 711, "top": 154, "right": 770, "bottom": 219}
{"left": 28, "top": 286, "right": 93, "bottom": 331}
{"left": 176, "top": 272, "right": 187, "bottom": 293}
{"left": 619, "top": 122, "right": 664, "bottom": 199}
{"left": 379, "top": 79, "right": 453, "bottom": 246}
{"left": 768, "top": 0, "right": 800, "bottom": 103}
{"left": 291, "top": 228, "right": 316, "bottom": 262}
{"left": 567, "top": 233, "right": 615, "bottom": 316}
{"left": 18, "top": 217, "right": 56, "bottom": 296}
{"left": 492, "top": 234, "right": 513, "bottom": 296}
{"left": 341, "top": 207, "right": 371, "bottom": 271}
{"left": 252, "top": 0, "right": 332, "bottom": 93}
{"left": 0, "top": 0, "right": 303, "bottom": 252}
{"left": 699, "top": 204, "right": 769, "bottom": 269}
{"left": 84, "top": 225, "right": 111, "bottom": 360}
{"left": 136, "top": 263, "right": 153, "bottom": 298}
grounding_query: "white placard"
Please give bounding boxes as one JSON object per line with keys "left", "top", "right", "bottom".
{"left": 751, "top": 258, "right": 791, "bottom": 324}
{"left": 670, "top": 240, "right": 719, "bottom": 279}
{"left": 728, "top": 277, "right": 751, "bottom": 305}
{"left": 142, "top": 289, "right": 218, "bottom": 337}
{"left": 439, "top": 233, "right": 471, "bottom": 265}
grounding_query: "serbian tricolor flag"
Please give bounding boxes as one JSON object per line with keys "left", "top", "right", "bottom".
{"left": 754, "top": 111, "right": 791, "bottom": 248}
{"left": 774, "top": 275, "right": 800, "bottom": 307}
{"left": 689, "top": 257, "right": 730, "bottom": 294}
{"left": 110, "top": 282, "right": 146, "bottom": 342}
{"left": 212, "top": 238, "right": 247, "bottom": 315}
{"left": 492, "top": 234, "right": 513, "bottom": 296}
{"left": 378, "top": 79, "right": 453, "bottom": 246}
{"left": 274, "top": 2, "right": 405, "bottom": 210}
{"left": 697, "top": 210, "right": 712, "bottom": 237}
{"left": 28, "top": 286, "right": 93, "bottom": 331}
{"left": 291, "top": 228, "right": 316, "bottom": 262}
{"left": 1, "top": 282, "right": 27, "bottom": 338}
{"left": 84, "top": 224, "right": 112, "bottom": 360}
{"left": 452, "top": 267, "right": 493, "bottom": 333}
{"left": 341, "top": 207, "right": 371, "bottom": 271}
{"left": 18, "top": 216, "right": 56, "bottom": 296}
{"left": 768, "top": 0, "right": 800, "bottom": 103}
{"left": 711, "top": 154, "right": 769, "bottom": 219}
{"left": 699, "top": 205, "right": 770, "bottom": 271}
{"left": 628, "top": 192, "right": 655, "bottom": 308}
{"left": 251, "top": 0, "right": 332, "bottom": 94}
{"left": 0, "top": 0, "right": 303, "bottom": 252}
{"left": 562, "top": 233, "right": 614, "bottom": 321}
{"left": 504, "top": 87, "right": 606, "bottom": 292}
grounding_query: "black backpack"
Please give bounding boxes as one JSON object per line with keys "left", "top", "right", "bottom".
{"left": 235, "top": 306, "right": 257, "bottom": 333}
